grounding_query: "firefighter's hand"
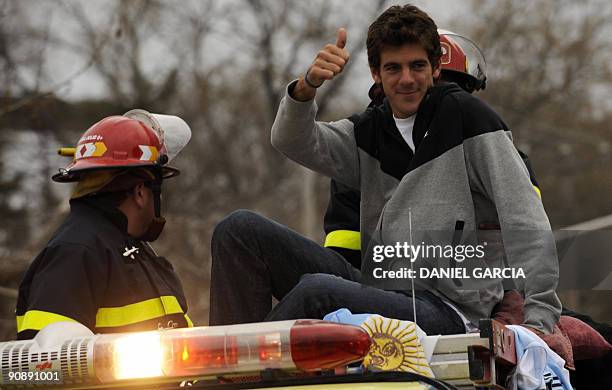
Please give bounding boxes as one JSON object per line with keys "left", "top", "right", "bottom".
{"left": 292, "top": 28, "right": 350, "bottom": 101}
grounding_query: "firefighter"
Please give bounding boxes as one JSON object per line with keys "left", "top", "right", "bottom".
{"left": 323, "top": 30, "right": 542, "bottom": 270}
{"left": 16, "top": 110, "right": 192, "bottom": 339}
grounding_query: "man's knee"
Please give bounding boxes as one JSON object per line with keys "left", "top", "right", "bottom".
{"left": 283, "top": 274, "right": 356, "bottom": 318}
{"left": 293, "top": 274, "right": 346, "bottom": 299}
{"left": 212, "top": 209, "right": 261, "bottom": 247}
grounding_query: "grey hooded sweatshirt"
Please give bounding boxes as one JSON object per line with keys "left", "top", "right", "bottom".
{"left": 271, "top": 81, "right": 561, "bottom": 333}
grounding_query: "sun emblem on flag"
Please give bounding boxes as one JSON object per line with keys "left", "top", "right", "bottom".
{"left": 361, "top": 315, "right": 433, "bottom": 377}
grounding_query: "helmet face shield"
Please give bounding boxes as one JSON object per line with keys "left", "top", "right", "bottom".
{"left": 123, "top": 110, "right": 191, "bottom": 164}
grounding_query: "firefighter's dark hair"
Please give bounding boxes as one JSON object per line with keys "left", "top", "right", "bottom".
{"left": 367, "top": 5, "right": 441, "bottom": 70}
{"left": 86, "top": 168, "right": 158, "bottom": 207}
{"left": 91, "top": 190, "right": 131, "bottom": 208}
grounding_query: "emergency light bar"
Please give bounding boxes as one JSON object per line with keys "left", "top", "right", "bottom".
{"left": 0, "top": 320, "right": 371, "bottom": 388}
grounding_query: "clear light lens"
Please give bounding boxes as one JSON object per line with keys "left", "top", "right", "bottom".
{"left": 113, "top": 333, "right": 163, "bottom": 379}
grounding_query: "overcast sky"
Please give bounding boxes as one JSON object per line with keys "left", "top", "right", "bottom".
{"left": 20, "top": 0, "right": 466, "bottom": 101}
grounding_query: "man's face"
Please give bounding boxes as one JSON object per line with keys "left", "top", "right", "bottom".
{"left": 371, "top": 43, "right": 440, "bottom": 118}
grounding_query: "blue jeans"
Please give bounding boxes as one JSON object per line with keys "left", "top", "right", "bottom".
{"left": 209, "top": 210, "right": 465, "bottom": 335}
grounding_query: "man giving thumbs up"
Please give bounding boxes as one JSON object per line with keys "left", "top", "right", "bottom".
{"left": 211, "top": 4, "right": 560, "bottom": 338}
{"left": 293, "top": 28, "right": 350, "bottom": 101}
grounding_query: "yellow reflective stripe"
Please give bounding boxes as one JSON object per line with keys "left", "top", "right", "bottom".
{"left": 16, "top": 310, "right": 78, "bottom": 332}
{"left": 324, "top": 230, "right": 361, "bottom": 250}
{"left": 95, "top": 296, "right": 184, "bottom": 328}
{"left": 533, "top": 185, "right": 542, "bottom": 199}
{"left": 185, "top": 314, "right": 194, "bottom": 328}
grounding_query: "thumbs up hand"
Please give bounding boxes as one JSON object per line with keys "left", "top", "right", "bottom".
{"left": 335, "top": 27, "right": 347, "bottom": 49}
{"left": 303, "top": 28, "right": 350, "bottom": 89}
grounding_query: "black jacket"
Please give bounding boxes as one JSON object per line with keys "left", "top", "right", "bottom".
{"left": 16, "top": 198, "right": 190, "bottom": 339}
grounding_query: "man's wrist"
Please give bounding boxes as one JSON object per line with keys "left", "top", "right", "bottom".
{"left": 289, "top": 78, "right": 317, "bottom": 102}
{"left": 304, "top": 68, "right": 323, "bottom": 89}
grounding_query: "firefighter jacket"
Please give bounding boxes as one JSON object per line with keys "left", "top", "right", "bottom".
{"left": 323, "top": 179, "right": 362, "bottom": 269}
{"left": 16, "top": 197, "right": 191, "bottom": 340}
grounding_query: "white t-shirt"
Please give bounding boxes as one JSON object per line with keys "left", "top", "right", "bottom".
{"left": 393, "top": 114, "right": 416, "bottom": 152}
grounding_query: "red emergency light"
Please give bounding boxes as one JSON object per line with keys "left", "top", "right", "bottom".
{"left": 92, "top": 319, "right": 371, "bottom": 383}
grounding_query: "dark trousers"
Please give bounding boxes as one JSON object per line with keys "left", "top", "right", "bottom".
{"left": 209, "top": 210, "right": 465, "bottom": 335}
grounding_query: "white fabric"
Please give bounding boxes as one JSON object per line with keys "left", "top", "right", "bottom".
{"left": 393, "top": 114, "right": 416, "bottom": 151}
{"left": 506, "top": 325, "right": 572, "bottom": 390}
{"left": 420, "top": 335, "right": 440, "bottom": 362}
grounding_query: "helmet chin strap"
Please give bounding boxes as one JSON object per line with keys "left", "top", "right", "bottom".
{"left": 138, "top": 168, "right": 166, "bottom": 242}
{"left": 140, "top": 216, "right": 165, "bottom": 242}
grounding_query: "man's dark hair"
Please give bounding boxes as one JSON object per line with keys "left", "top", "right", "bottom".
{"left": 367, "top": 5, "right": 441, "bottom": 70}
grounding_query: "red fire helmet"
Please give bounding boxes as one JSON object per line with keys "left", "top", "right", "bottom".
{"left": 439, "top": 29, "right": 487, "bottom": 92}
{"left": 53, "top": 115, "right": 179, "bottom": 183}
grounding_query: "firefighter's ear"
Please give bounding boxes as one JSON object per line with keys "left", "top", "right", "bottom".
{"left": 131, "top": 182, "right": 148, "bottom": 209}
